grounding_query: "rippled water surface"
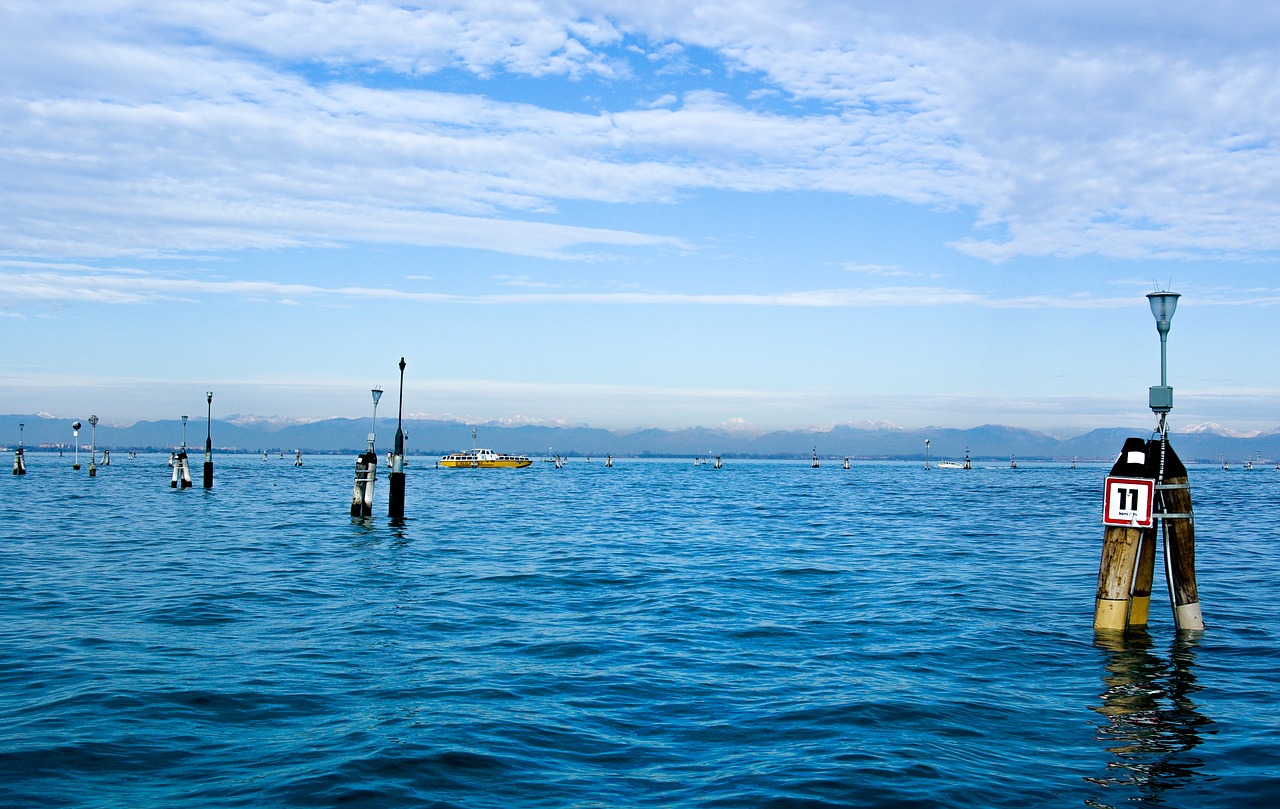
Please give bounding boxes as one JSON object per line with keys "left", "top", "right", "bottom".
{"left": 2, "top": 453, "right": 1278, "bottom": 807}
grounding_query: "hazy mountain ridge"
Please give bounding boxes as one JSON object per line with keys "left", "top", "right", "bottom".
{"left": 4, "top": 413, "right": 1277, "bottom": 462}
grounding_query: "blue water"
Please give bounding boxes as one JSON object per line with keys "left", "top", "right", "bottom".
{"left": 2, "top": 454, "right": 1278, "bottom": 808}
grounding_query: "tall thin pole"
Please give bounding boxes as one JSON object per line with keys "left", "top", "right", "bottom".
{"left": 390, "top": 358, "right": 407, "bottom": 520}
{"left": 203, "top": 392, "right": 214, "bottom": 488}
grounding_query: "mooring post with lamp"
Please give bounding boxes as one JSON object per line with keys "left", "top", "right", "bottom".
{"left": 203, "top": 392, "right": 214, "bottom": 489}
{"left": 388, "top": 359, "right": 407, "bottom": 521}
{"left": 351, "top": 387, "right": 382, "bottom": 517}
{"left": 172, "top": 415, "right": 192, "bottom": 488}
{"left": 71, "top": 421, "right": 81, "bottom": 470}
{"left": 1093, "top": 290, "right": 1203, "bottom": 633}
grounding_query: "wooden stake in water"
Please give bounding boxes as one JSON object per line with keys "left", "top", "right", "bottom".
{"left": 1094, "top": 437, "right": 1154, "bottom": 631}
{"left": 1155, "top": 438, "right": 1203, "bottom": 631}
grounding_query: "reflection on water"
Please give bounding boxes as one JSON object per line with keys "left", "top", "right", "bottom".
{"left": 1086, "top": 631, "right": 1215, "bottom": 807}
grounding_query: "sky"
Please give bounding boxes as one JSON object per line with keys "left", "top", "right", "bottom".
{"left": 2, "top": 0, "right": 1278, "bottom": 437}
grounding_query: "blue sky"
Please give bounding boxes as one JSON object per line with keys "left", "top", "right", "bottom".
{"left": 2, "top": 1, "right": 1278, "bottom": 436}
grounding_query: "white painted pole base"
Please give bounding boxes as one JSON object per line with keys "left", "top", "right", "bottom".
{"left": 1175, "top": 602, "right": 1205, "bottom": 632}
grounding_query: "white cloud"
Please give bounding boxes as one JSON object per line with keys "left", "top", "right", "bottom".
{"left": 2, "top": 0, "right": 1278, "bottom": 265}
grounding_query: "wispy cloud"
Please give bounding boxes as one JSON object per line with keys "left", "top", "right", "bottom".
{"left": 0, "top": 261, "right": 1146, "bottom": 309}
{"left": 4, "top": 2, "right": 1277, "bottom": 263}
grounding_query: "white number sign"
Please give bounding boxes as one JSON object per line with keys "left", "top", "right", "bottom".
{"left": 1103, "top": 476, "right": 1155, "bottom": 527}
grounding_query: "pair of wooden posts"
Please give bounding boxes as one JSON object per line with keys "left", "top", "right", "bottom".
{"left": 351, "top": 358, "right": 407, "bottom": 520}
{"left": 1094, "top": 435, "right": 1203, "bottom": 633}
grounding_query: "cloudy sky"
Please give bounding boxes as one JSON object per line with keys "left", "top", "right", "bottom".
{"left": 2, "top": 1, "right": 1278, "bottom": 435}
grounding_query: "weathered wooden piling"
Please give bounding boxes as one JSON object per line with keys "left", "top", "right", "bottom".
{"left": 1094, "top": 437, "right": 1154, "bottom": 631}
{"left": 1127, "top": 525, "right": 1158, "bottom": 628}
{"left": 388, "top": 358, "right": 406, "bottom": 521}
{"left": 203, "top": 392, "right": 214, "bottom": 489}
{"left": 294, "top": 450, "right": 303, "bottom": 467}
{"left": 811, "top": 448, "right": 820, "bottom": 468}
{"left": 1156, "top": 439, "right": 1202, "bottom": 631}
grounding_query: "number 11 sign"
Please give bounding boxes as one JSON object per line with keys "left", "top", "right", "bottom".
{"left": 1103, "top": 476, "right": 1156, "bottom": 527}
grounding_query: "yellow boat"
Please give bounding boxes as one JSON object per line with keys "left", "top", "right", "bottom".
{"left": 439, "top": 447, "right": 532, "bottom": 469}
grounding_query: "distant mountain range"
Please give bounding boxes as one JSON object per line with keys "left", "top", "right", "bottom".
{"left": 4, "top": 413, "right": 1277, "bottom": 463}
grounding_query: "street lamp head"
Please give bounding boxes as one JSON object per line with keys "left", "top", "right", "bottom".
{"left": 182, "top": 415, "right": 188, "bottom": 426}
{"left": 1147, "top": 291, "right": 1179, "bottom": 337}
{"left": 72, "top": 421, "right": 81, "bottom": 432}
{"left": 371, "top": 388, "right": 383, "bottom": 406}
{"left": 88, "top": 415, "right": 98, "bottom": 427}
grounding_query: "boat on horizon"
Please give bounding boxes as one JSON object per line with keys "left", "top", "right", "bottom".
{"left": 439, "top": 448, "right": 533, "bottom": 469}
{"left": 440, "top": 429, "right": 532, "bottom": 469}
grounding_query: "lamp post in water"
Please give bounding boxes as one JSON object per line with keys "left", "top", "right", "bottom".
{"left": 389, "top": 359, "right": 407, "bottom": 520}
{"left": 1147, "top": 291, "right": 1179, "bottom": 436}
{"left": 72, "top": 421, "right": 81, "bottom": 470}
{"left": 350, "top": 386, "right": 383, "bottom": 518}
{"left": 203, "top": 392, "right": 214, "bottom": 488}
{"left": 370, "top": 387, "right": 383, "bottom": 451}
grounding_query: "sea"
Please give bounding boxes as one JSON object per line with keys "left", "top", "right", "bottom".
{"left": 1, "top": 452, "right": 1277, "bottom": 808}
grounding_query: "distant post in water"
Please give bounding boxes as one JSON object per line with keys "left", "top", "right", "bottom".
{"left": 203, "top": 392, "right": 214, "bottom": 489}
{"left": 924, "top": 438, "right": 931, "bottom": 470}
{"left": 13, "top": 422, "right": 26, "bottom": 475}
{"left": 88, "top": 415, "right": 99, "bottom": 477}
{"left": 389, "top": 358, "right": 407, "bottom": 520}
{"left": 72, "top": 421, "right": 81, "bottom": 470}
{"left": 351, "top": 386, "right": 382, "bottom": 517}
{"left": 172, "top": 415, "right": 192, "bottom": 488}
{"left": 1094, "top": 290, "right": 1202, "bottom": 633}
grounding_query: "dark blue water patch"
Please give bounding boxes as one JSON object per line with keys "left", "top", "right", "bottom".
{"left": 2, "top": 457, "right": 1278, "bottom": 807}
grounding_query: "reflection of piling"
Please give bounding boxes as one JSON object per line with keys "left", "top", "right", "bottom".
{"left": 203, "top": 392, "right": 214, "bottom": 489}
{"left": 388, "top": 358, "right": 406, "bottom": 521}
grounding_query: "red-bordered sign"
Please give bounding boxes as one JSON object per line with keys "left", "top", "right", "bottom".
{"left": 1103, "top": 476, "right": 1155, "bottom": 527}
